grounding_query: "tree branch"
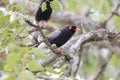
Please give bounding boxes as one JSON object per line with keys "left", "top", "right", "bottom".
{"left": 67, "top": 29, "right": 120, "bottom": 78}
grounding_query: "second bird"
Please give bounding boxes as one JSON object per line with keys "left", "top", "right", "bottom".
{"left": 35, "top": 0, "right": 53, "bottom": 25}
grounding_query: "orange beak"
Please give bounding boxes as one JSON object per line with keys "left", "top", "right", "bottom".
{"left": 75, "top": 27, "right": 80, "bottom": 31}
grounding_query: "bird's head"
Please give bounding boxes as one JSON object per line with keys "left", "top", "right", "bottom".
{"left": 67, "top": 25, "right": 80, "bottom": 32}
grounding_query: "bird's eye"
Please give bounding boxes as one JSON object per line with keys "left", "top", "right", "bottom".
{"left": 74, "top": 27, "right": 80, "bottom": 31}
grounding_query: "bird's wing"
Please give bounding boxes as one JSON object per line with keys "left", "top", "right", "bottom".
{"left": 48, "top": 30, "right": 61, "bottom": 40}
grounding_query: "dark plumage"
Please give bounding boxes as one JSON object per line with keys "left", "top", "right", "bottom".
{"left": 35, "top": 0, "right": 53, "bottom": 23}
{"left": 48, "top": 26, "right": 80, "bottom": 47}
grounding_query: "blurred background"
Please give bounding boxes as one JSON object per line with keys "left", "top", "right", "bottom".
{"left": 0, "top": 0, "right": 120, "bottom": 80}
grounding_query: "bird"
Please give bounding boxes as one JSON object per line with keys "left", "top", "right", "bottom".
{"left": 35, "top": 0, "right": 53, "bottom": 26}
{"left": 48, "top": 25, "right": 80, "bottom": 48}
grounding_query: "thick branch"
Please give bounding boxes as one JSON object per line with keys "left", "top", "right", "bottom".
{"left": 68, "top": 29, "right": 120, "bottom": 77}
{"left": 73, "top": 29, "right": 120, "bottom": 51}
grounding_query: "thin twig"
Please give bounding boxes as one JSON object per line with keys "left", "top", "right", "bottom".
{"left": 101, "top": 2, "right": 120, "bottom": 28}
{"left": 19, "top": 38, "right": 47, "bottom": 47}
{"left": 112, "top": 12, "right": 120, "bottom": 17}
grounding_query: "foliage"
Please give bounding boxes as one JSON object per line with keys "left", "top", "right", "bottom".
{"left": 0, "top": 0, "right": 120, "bottom": 80}
{"left": 41, "top": 0, "right": 60, "bottom": 12}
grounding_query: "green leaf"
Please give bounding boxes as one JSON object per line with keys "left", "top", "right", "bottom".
{"left": 39, "top": 72, "right": 46, "bottom": 76}
{"left": 100, "top": 1, "right": 110, "bottom": 14}
{"left": 4, "top": 53, "right": 20, "bottom": 72}
{"left": 0, "top": 61, "right": 5, "bottom": 69}
{"left": 4, "top": 62, "right": 21, "bottom": 72}
{"left": 0, "top": 15, "right": 10, "bottom": 26}
{"left": 9, "top": 20, "right": 20, "bottom": 29}
{"left": 29, "top": 0, "right": 35, "bottom": 2}
{"left": 9, "top": 4, "right": 21, "bottom": 11}
{"left": 67, "top": 1, "right": 76, "bottom": 11}
{"left": 6, "top": 53, "right": 20, "bottom": 64}
{"left": 46, "top": 66, "right": 65, "bottom": 74}
{"left": 29, "top": 48, "right": 48, "bottom": 58}
{"left": 3, "top": 0, "right": 9, "bottom": 4}
{"left": 41, "top": 2, "right": 47, "bottom": 12}
{"left": 28, "top": 60, "right": 44, "bottom": 71}
{"left": 1, "top": 39, "right": 8, "bottom": 47}
{"left": 107, "top": 0, "right": 114, "bottom": 7}
{"left": 6, "top": 75, "right": 15, "bottom": 80}
{"left": 102, "top": 75, "right": 109, "bottom": 80}
{"left": 109, "top": 55, "right": 120, "bottom": 68}
{"left": 88, "top": 0, "right": 99, "bottom": 10}
{"left": 50, "top": 0, "right": 60, "bottom": 12}
{"left": 19, "top": 70, "right": 35, "bottom": 80}
{"left": 83, "top": 55, "right": 98, "bottom": 75}
{"left": 0, "top": 11, "right": 3, "bottom": 15}
{"left": 46, "top": 67, "right": 55, "bottom": 73}
{"left": 4, "top": 64, "right": 13, "bottom": 72}
{"left": 114, "top": 16, "right": 120, "bottom": 30}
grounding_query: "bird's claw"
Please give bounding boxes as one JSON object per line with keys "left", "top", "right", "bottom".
{"left": 59, "top": 48, "right": 63, "bottom": 55}
{"left": 51, "top": 44, "right": 57, "bottom": 49}
{"left": 38, "top": 21, "right": 46, "bottom": 27}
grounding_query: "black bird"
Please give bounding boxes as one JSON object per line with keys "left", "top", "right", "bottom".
{"left": 48, "top": 25, "right": 80, "bottom": 47}
{"left": 35, "top": 0, "right": 53, "bottom": 25}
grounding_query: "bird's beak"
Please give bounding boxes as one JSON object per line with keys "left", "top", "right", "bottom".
{"left": 75, "top": 27, "right": 80, "bottom": 31}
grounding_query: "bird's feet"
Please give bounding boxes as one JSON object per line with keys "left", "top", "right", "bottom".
{"left": 38, "top": 21, "right": 51, "bottom": 29}
{"left": 59, "top": 48, "right": 63, "bottom": 55}
{"left": 38, "top": 21, "right": 46, "bottom": 27}
{"left": 51, "top": 44, "right": 57, "bottom": 49}
{"left": 51, "top": 44, "right": 63, "bottom": 55}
